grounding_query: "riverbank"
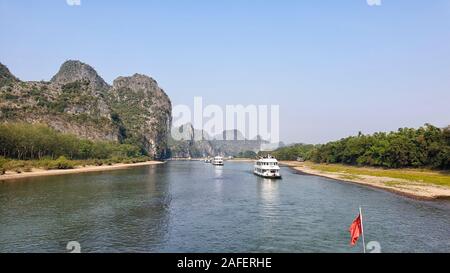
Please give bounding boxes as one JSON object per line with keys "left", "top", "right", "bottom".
{"left": 228, "top": 158, "right": 255, "bottom": 162}
{"left": 281, "top": 161, "right": 450, "bottom": 200}
{"left": 0, "top": 161, "right": 165, "bottom": 181}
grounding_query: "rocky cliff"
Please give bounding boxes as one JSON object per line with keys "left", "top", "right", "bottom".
{"left": 109, "top": 74, "right": 172, "bottom": 159}
{"left": 0, "top": 60, "right": 172, "bottom": 159}
{"left": 0, "top": 63, "right": 18, "bottom": 86}
{"left": 168, "top": 123, "right": 216, "bottom": 158}
{"left": 168, "top": 123, "right": 272, "bottom": 158}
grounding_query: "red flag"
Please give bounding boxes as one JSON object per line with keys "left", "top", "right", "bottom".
{"left": 349, "top": 214, "right": 362, "bottom": 246}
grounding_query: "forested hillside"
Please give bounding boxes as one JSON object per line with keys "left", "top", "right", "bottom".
{"left": 266, "top": 124, "right": 450, "bottom": 170}
{"left": 0, "top": 123, "right": 149, "bottom": 174}
{"left": 0, "top": 123, "right": 142, "bottom": 160}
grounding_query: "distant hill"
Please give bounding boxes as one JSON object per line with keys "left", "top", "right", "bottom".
{"left": 0, "top": 60, "right": 172, "bottom": 159}
{"left": 168, "top": 123, "right": 284, "bottom": 158}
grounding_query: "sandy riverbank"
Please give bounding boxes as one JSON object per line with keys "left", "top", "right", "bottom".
{"left": 0, "top": 161, "right": 165, "bottom": 182}
{"left": 281, "top": 161, "right": 450, "bottom": 200}
{"left": 228, "top": 158, "right": 255, "bottom": 162}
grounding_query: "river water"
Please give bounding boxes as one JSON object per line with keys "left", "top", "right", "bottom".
{"left": 0, "top": 161, "right": 449, "bottom": 253}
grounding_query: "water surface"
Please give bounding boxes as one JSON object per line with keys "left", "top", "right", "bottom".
{"left": 0, "top": 161, "right": 449, "bottom": 253}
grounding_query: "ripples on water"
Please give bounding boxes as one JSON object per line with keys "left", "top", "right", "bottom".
{"left": 0, "top": 161, "right": 449, "bottom": 253}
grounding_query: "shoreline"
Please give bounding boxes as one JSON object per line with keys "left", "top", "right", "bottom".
{"left": 228, "top": 158, "right": 255, "bottom": 162}
{"left": 2, "top": 158, "right": 449, "bottom": 201}
{"left": 281, "top": 161, "right": 450, "bottom": 201}
{"left": 0, "top": 161, "right": 165, "bottom": 182}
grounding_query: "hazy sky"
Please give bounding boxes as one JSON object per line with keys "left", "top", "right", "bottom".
{"left": 1, "top": 0, "right": 449, "bottom": 144}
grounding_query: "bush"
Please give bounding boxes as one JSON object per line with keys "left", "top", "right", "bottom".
{"left": 92, "top": 159, "right": 103, "bottom": 166}
{"left": 237, "top": 151, "right": 257, "bottom": 159}
{"left": 37, "top": 158, "right": 56, "bottom": 170}
{"left": 2, "top": 160, "right": 26, "bottom": 173}
{"left": 0, "top": 156, "right": 6, "bottom": 165}
{"left": 47, "top": 156, "right": 75, "bottom": 170}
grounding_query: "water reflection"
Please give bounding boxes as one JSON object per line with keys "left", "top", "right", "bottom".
{"left": 257, "top": 179, "right": 280, "bottom": 205}
{"left": 257, "top": 179, "right": 280, "bottom": 222}
{"left": 0, "top": 166, "right": 172, "bottom": 252}
{"left": 144, "top": 165, "right": 162, "bottom": 194}
{"left": 214, "top": 166, "right": 224, "bottom": 179}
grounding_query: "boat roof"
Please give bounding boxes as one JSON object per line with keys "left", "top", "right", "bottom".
{"left": 257, "top": 156, "right": 279, "bottom": 162}
{"left": 258, "top": 158, "right": 278, "bottom": 162}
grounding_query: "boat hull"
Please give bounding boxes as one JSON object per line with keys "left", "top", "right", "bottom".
{"left": 253, "top": 171, "right": 282, "bottom": 179}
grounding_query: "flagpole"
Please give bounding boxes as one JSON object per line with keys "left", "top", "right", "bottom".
{"left": 359, "top": 206, "right": 366, "bottom": 253}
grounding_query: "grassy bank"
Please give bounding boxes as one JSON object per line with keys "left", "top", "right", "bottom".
{"left": 0, "top": 156, "right": 151, "bottom": 175}
{"left": 282, "top": 161, "right": 450, "bottom": 200}
{"left": 303, "top": 162, "right": 450, "bottom": 188}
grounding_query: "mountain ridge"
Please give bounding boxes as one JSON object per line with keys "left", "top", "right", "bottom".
{"left": 0, "top": 60, "right": 172, "bottom": 159}
{"left": 168, "top": 123, "right": 283, "bottom": 158}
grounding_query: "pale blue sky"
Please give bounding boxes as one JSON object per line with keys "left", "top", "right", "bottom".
{"left": 1, "top": 0, "right": 449, "bottom": 143}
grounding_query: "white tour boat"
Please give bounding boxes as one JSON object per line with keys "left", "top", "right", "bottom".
{"left": 254, "top": 155, "right": 281, "bottom": 179}
{"left": 212, "top": 156, "right": 224, "bottom": 166}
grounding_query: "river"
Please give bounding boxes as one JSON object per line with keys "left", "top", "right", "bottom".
{"left": 0, "top": 161, "right": 449, "bottom": 253}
